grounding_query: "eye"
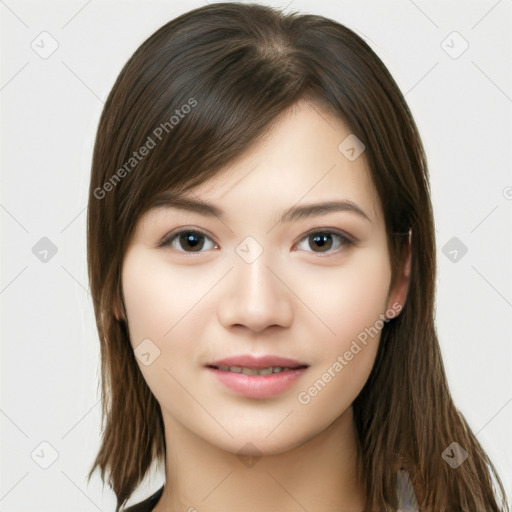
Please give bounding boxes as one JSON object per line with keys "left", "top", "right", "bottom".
{"left": 159, "top": 229, "right": 218, "bottom": 253}
{"left": 294, "top": 230, "right": 354, "bottom": 254}
{"left": 158, "top": 228, "right": 354, "bottom": 255}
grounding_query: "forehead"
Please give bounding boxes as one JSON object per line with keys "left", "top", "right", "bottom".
{"left": 140, "top": 100, "right": 382, "bottom": 228}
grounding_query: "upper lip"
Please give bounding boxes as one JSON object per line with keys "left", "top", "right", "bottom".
{"left": 206, "top": 354, "right": 309, "bottom": 369}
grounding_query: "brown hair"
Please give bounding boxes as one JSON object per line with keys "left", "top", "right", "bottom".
{"left": 86, "top": 3, "right": 508, "bottom": 511}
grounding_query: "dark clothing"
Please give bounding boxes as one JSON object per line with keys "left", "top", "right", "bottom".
{"left": 122, "top": 486, "right": 163, "bottom": 512}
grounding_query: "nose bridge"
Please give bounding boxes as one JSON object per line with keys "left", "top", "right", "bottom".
{"left": 216, "top": 236, "right": 293, "bottom": 332}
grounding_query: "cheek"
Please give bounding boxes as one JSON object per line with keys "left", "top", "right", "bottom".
{"left": 121, "top": 249, "right": 213, "bottom": 348}
{"left": 293, "top": 294, "right": 388, "bottom": 428}
{"left": 121, "top": 250, "right": 202, "bottom": 412}
{"left": 121, "top": 248, "right": 221, "bottom": 392}
{"left": 293, "top": 246, "right": 391, "bottom": 354}
{"left": 336, "top": 257, "right": 390, "bottom": 342}
{"left": 284, "top": 247, "right": 391, "bottom": 418}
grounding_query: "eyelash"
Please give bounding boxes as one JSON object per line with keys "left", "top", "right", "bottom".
{"left": 158, "top": 228, "right": 355, "bottom": 255}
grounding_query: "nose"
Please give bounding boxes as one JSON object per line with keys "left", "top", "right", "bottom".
{"left": 216, "top": 253, "right": 294, "bottom": 334}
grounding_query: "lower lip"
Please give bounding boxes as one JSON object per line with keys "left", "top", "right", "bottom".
{"left": 207, "top": 367, "right": 307, "bottom": 399}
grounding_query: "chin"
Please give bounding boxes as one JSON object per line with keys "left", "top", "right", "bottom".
{"left": 192, "top": 415, "right": 339, "bottom": 459}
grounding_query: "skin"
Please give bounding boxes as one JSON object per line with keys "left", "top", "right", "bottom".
{"left": 120, "top": 100, "right": 410, "bottom": 512}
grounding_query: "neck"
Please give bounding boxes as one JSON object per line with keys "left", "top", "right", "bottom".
{"left": 153, "top": 406, "right": 365, "bottom": 512}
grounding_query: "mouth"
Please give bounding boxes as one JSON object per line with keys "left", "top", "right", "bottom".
{"left": 206, "top": 364, "right": 309, "bottom": 376}
{"left": 205, "top": 355, "right": 310, "bottom": 399}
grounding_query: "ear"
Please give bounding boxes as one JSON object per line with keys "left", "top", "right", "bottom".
{"left": 386, "top": 230, "right": 411, "bottom": 316}
{"left": 113, "top": 295, "right": 127, "bottom": 323}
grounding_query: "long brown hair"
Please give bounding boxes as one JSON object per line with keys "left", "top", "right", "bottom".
{"left": 86, "top": 3, "right": 508, "bottom": 511}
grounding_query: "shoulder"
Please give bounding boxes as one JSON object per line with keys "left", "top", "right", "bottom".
{"left": 119, "top": 486, "right": 164, "bottom": 512}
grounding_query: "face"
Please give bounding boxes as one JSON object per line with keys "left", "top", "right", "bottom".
{"left": 121, "top": 100, "right": 406, "bottom": 456}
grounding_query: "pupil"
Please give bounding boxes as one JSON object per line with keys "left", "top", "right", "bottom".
{"left": 311, "top": 233, "right": 332, "bottom": 251}
{"left": 180, "top": 232, "right": 203, "bottom": 251}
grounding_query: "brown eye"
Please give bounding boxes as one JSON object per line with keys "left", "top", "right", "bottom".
{"left": 178, "top": 232, "right": 205, "bottom": 252}
{"left": 160, "top": 230, "right": 217, "bottom": 253}
{"left": 309, "top": 232, "right": 334, "bottom": 252}
{"left": 296, "top": 230, "right": 353, "bottom": 254}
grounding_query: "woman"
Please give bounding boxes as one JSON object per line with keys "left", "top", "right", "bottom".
{"left": 86, "top": 3, "right": 508, "bottom": 511}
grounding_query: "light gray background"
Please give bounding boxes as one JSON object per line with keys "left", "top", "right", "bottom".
{"left": 1, "top": 0, "right": 511, "bottom": 510}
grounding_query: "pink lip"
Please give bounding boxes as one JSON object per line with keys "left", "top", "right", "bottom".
{"left": 205, "top": 354, "right": 309, "bottom": 399}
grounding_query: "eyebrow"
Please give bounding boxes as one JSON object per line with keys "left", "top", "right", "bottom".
{"left": 148, "top": 193, "right": 372, "bottom": 224}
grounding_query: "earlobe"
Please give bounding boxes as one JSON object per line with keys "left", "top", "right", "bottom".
{"left": 113, "top": 299, "right": 127, "bottom": 323}
{"left": 387, "top": 230, "right": 411, "bottom": 315}
{"left": 113, "top": 306, "right": 122, "bottom": 322}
